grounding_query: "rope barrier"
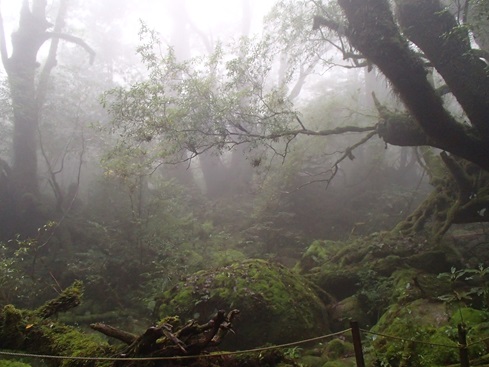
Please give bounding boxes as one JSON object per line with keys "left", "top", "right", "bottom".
{"left": 360, "top": 329, "right": 460, "bottom": 349}
{"left": 0, "top": 328, "right": 351, "bottom": 362}
{"left": 361, "top": 328, "right": 489, "bottom": 350}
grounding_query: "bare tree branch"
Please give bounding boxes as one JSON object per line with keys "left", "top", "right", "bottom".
{"left": 36, "top": 0, "right": 68, "bottom": 107}
{"left": 44, "top": 31, "right": 95, "bottom": 64}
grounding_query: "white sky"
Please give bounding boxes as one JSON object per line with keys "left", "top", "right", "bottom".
{"left": 131, "top": 0, "right": 277, "bottom": 44}
{"left": 0, "top": 0, "right": 277, "bottom": 46}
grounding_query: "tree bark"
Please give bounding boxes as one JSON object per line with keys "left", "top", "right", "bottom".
{"left": 330, "top": 0, "right": 489, "bottom": 171}
{"left": 396, "top": 0, "right": 489, "bottom": 140}
{"left": 6, "top": 1, "right": 51, "bottom": 196}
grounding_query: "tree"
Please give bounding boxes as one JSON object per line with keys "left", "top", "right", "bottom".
{"left": 311, "top": 0, "right": 489, "bottom": 236}
{"left": 104, "top": 0, "right": 489, "bottom": 238}
{"left": 314, "top": 0, "right": 489, "bottom": 168}
{"left": 0, "top": 0, "right": 94, "bottom": 237}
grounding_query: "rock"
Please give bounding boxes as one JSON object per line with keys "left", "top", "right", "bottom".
{"left": 155, "top": 259, "right": 330, "bottom": 349}
{"left": 329, "top": 296, "right": 370, "bottom": 330}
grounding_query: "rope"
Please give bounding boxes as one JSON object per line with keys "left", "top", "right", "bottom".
{"left": 361, "top": 329, "right": 460, "bottom": 349}
{"left": 0, "top": 328, "right": 351, "bottom": 362}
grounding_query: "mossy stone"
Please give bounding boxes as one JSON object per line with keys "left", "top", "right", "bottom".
{"left": 296, "top": 240, "right": 339, "bottom": 273}
{"left": 329, "top": 296, "right": 369, "bottom": 330}
{"left": 405, "top": 251, "right": 452, "bottom": 274}
{"left": 372, "top": 255, "right": 403, "bottom": 276}
{"left": 450, "top": 307, "right": 489, "bottom": 326}
{"left": 156, "top": 259, "right": 330, "bottom": 349}
{"left": 322, "top": 338, "right": 354, "bottom": 359}
{"left": 298, "top": 355, "right": 326, "bottom": 367}
{"left": 317, "top": 270, "right": 360, "bottom": 300}
{"left": 322, "top": 358, "right": 356, "bottom": 367}
{"left": 0, "top": 305, "right": 25, "bottom": 349}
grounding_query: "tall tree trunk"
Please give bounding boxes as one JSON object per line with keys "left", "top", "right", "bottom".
{"left": 0, "top": 0, "right": 93, "bottom": 237}
{"left": 7, "top": 0, "right": 52, "bottom": 196}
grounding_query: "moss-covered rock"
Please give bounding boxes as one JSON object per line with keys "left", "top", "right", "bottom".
{"left": 322, "top": 338, "right": 354, "bottom": 360}
{"left": 329, "top": 296, "right": 369, "bottom": 330}
{"left": 0, "top": 304, "right": 25, "bottom": 349}
{"left": 295, "top": 240, "right": 340, "bottom": 273}
{"left": 316, "top": 270, "right": 360, "bottom": 300}
{"left": 322, "top": 360, "right": 355, "bottom": 367}
{"left": 405, "top": 250, "right": 453, "bottom": 274}
{"left": 370, "top": 299, "right": 457, "bottom": 366}
{"left": 156, "top": 259, "right": 330, "bottom": 349}
{"left": 297, "top": 355, "right": 325, "bottom": 367}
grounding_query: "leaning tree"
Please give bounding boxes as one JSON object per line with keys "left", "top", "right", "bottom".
{"left": 104, "top": 0, "right": 489, "bottom": 238}
{"left": 312, "top": 0, "right": 489, "bottom": 237}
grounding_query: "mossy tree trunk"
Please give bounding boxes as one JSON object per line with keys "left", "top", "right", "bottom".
{"left": 314, "top": 0, "right": 489, "bottom": 236}
{"left": 330, "top": 0, "right": 489, "bottom": 170}
{"left": 0, "top": 282, "right": 252, "bottom": 367}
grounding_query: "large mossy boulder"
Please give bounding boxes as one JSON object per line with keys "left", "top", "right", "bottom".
{"left": 155, "top": 259, "right": 330, "bottom": 349}
{"left": 368, "top": 301, "right": 489, "bottom": 366}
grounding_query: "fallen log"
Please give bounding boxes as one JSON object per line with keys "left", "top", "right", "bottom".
{"left": 91, "top": 309, "right": 240, "bottom": 361}
{"left": 0, "top": 282, "right": 290, "bottom": 367}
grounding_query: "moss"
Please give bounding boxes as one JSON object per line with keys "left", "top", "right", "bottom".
{"left": 322, "top": 339, "right": 354, "bottom": 360}
{"left": 371, "top": 300, "right": 455, "bottom": 366}
{"left": 23, "top": 322, "right": 113, "bottom": 367}
{"left": 36, "top": 280, "right": 84, "bottom": 319}
{"left": 210, "top": 249, "right": 246, "bottom": 267}
{"left": 297, "top": 355, "right": 325, "bottom": 367}
{"left": 0, "top": 362, "right": 32, "bottom": 367}
{"left": 418, "top": 329, "right": 459, "bottom": 366}
{"left": 295, "top": 240, "right": 339, "bottom": 273}
{"left": 329, "top": 296, "right": 369, "bottom": 330}
{"left": 322, "top": 359, "right": 356, "bottom": 367}
{"left": 406, "top": 251, "right": 453, "bottom": 274}
{"left": 450, "top": 307, "right": 489, "bottom": 326}
{"left": 316, "top": 269, "right": 360, "bottom": 300}
{"left": 0, "top": 304, "right": 26, "bottom": 349}
{"left": 157, "top": 259, "right": 329, "bottom": 349}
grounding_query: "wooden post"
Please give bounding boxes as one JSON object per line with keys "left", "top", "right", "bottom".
{"left": 350, "top": 320, "right": 366, "bottom": 367}
{"left": 458, "top": 323, "right": 470, "bottom": 367}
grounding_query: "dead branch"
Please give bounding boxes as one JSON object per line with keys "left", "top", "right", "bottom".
{"left": 98, "top": 309, "right": 240, "bottom": 363}
{"left": 90, "top": 323, "right": 138, "bottom": 344}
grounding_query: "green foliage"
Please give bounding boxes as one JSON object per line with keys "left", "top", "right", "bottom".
{"left": 438, "top": 264, "right": 489, "bottom": 312}
{"left": 0, "top": 361, "right": 32, "bottom": 367}
{"left": 102, "top": 23, "right": 297, "bottom": 173}
{"left": 356, "top": 270, "right": 393, "bottom": 322}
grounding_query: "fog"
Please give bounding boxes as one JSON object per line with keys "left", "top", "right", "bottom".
{"left": 0, "top": 0, "right": 431, "bottom": 300}
{"left": 2, "top": 0, "right": 487, "bottom": 362}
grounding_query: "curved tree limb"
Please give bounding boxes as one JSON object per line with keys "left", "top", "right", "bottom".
{"left": 396, "top": 0, "right": 489, "bottom": 140}
{"left": 36, "top": 0, "right": 68, "bottom": 107}
{"left": 44, "top": 31, "right": 95, "bottom": 64}
{"left": 316, "top": 0, "right": 489, "bottom": 172}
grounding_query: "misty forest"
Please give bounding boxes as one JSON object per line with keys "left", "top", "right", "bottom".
{"left": 1, "top": 0, "right": 489, "bottom": 366}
